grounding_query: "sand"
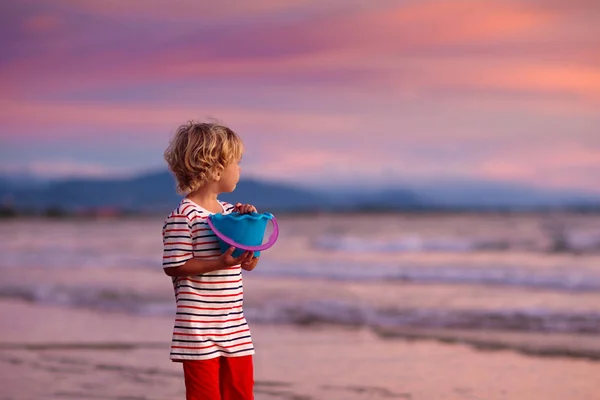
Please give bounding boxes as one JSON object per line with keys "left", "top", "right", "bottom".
{"left": 2, "top": 299, "right": 600, "bottom": 400}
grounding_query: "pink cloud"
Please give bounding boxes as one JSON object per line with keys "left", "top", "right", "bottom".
{"left": 478, "top": 144, "right": 600, "bottom": 191}
{"left": 2, "top": 0, "right": 598, "bottom": 103}
{"left": 1, "top": 0, "right": 598, "bottom": 192}
{"left": 0, "top": 160, "right": 132, "bottom": 179}
{"left": 0, "top": 100, "right": 357, "bottom": 142}
{"left": 22, "top": 13, "right": 61, "bottom": 32}
{"left": 47, "top": 0, "right": 340, "bottom": 20}
{"left": 388, "top": 59, "right": 600, "bottom": 100}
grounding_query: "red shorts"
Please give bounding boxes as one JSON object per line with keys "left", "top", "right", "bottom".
{"left": 182, "top": 355, "right": 254, "bottom": 400}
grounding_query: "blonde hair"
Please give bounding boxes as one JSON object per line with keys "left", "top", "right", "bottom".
{"left": 164, "top": 121, "right": 244, "bottom": 194}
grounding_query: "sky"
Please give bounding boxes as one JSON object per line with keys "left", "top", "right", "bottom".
{"left": 1, "top": 0, "right": 599, "bottom": 192}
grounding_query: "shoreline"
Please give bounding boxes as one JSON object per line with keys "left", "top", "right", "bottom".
{"left": 2, "top": 299, "right": 600, "bottom": 399}
{"left": 2, "top": 206, "right": 600, "bottom": 221}
{"left": 374, "top": 326, "right": 600, "bottom": 362}
{"left": 2, "top": 325, "right": 599, "bottom": 363}
{"left": 2, "top": 268, "right": 600, "bottom": 364}
{"left": 2, "top": 294, "right": 600, "bottom": 360}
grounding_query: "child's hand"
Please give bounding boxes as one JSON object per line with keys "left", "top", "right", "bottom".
{"left": 234, "top": 203, "right": 257, "bottom": 214}
{"left": 219, "top": 247, "right": 254, "bottom": 268}
{"left": 241, "top": 256, "right": 259, "bottom": 271}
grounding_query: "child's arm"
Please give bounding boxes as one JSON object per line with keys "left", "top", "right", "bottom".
{"left": 164, "top": 247, "right": 254, "bottom": 277}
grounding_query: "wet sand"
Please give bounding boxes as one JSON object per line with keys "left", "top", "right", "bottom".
{"left": 2, "top": 299, "right": 600, "bottom": 400}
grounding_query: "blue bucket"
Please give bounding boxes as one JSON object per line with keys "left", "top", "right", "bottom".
{"left": 207, "top": 212, "right": 279, "bottom": 258}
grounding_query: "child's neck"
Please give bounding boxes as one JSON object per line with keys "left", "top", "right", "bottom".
{"left": 186, "top": 187, "right": 222, "bottom": 214}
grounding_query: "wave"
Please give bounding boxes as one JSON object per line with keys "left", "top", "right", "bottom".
{"left": 313, "top": 235, "right": 512, "bottom": 252}
{"left": 245, "top": 300, "right": 600, "bottom": 335}
{"left": 256, "top": 261, "right": 600, "bottom": 292}
{"left": 313, "top": 232, "right": 600, "bottom": 254}
{"left": 0, "top": 251, "right": 158, "bottom": 270}
{"left": 2, "top": 284, "right": 599, "bottom": 336}
{"left": 0, "top": 284, "right": 175, "bottom": 315}
{"left": 1, "top": 257, "right": 598, "bottom": 293}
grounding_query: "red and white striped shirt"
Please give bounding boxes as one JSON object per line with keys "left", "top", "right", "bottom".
{"left": 162, "top": 198, "right": 254, "bottom": 361}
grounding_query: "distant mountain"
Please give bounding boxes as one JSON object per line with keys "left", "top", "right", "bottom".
{"left": 1, "top": 171, "right": 598, "bottom": 213}
{"left": 219, "top": 179, "right": 327, "bottom": 211}
{"left": 0, "top": 171, "right": 340, "bottom": 213}
{"left": 0, "top": 177, "right": 10, "bottom": 196}
{"left": 407, "top": 179, "right": 600, "bottom": 208}
{"left": 3, "top": 171, "right": 176, "bottom": 211}
{"left": 323, "top": 187, "right": 422, "bottom": 210}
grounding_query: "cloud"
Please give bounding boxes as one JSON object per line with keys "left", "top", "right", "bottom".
{"left": 2, "top": 0, "right": 599, "bottom": 103}
{"left": 22, "top": 13, "right": 61, "bottom": 32}
{"left": 479, "top": 145, "right": 600, "bottom": 191}
{"left": 43, "top": 0, "right": 359, "bottom": 20}
{"left": 0, "top": 159, "right": 132, "bottom": 179}
{"left": 0, "top": 100, "right": 357, "bottom": 142}
{"left": 0, "top": 0, "right": 598, "bottom": 193}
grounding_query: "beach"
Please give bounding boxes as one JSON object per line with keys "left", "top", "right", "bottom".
{"left": 1, "top": 213, "right": 600, "bottom": 399}
{"left": 2, "top": 293, "right": 600, "bottom": 400}
{"left": 5, "top": 0, "right": 600, "bottom": 397}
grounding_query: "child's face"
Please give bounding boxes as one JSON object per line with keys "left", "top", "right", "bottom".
{"left": 218, "top": 155, "right": 242, "bottom": 192}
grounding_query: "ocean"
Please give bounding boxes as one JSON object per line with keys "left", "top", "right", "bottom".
{"left": 2, "top": 212, "right": 600, "bottom": 342}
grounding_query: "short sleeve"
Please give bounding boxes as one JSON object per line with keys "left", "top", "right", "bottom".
{"left": 220, "top": 201, "right": 235, "bottom": 214}
{"left": 162, "top": 213, "right": 193, "bottom": 268}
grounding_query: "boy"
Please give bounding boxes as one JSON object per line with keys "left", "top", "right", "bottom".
{"left": 162, "top": 121, "right": 258, "bottom": 400}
